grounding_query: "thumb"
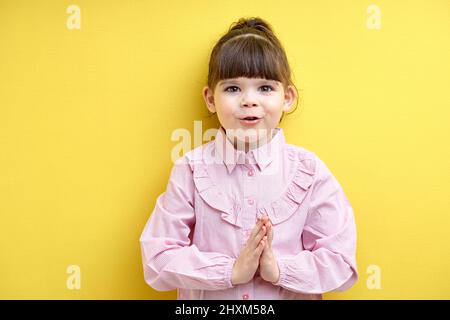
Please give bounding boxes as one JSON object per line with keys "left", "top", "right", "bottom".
{"left": 267, "top": 221, "right": 273, "bottom": 247}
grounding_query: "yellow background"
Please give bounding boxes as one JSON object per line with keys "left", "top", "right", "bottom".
{"left": 1, "top": 0, "right": 449, "bottom": 299}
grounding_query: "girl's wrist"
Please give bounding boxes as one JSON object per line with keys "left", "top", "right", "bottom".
{"left": 231, "top": 262, "right": 242, "bottom": 285}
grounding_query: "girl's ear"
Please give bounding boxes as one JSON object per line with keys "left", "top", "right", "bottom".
{"left": 282, "top": 85, "right": 297, "bottom": 112}
{"left": 202, "top": 86, "right": 216, "bottom": 113}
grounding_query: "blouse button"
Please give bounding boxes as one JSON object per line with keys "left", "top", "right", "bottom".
{"left": 247, "top": 169, "right": 254, "bottom": 177}
{"left": 247, "top": 199, "right": 254, "bottom": 205}
{"left": 242, "top": 293, "right": 249, "bottom": 300}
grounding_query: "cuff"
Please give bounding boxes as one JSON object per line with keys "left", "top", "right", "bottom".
{"left": 222, "top": 258, "right": 236, "bottom": 289}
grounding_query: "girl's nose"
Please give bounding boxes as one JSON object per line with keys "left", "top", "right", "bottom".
{"left": 242, "top": 102, "right": 258, "bottom": 107}
{"left": 241, "top": 93, "right": 259, "bottom": 107}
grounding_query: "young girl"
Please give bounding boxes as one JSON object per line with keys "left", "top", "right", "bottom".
{"left": 140, "top": 17, "right": 358, "bottom": 300}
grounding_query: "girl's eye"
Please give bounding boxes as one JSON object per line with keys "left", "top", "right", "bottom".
{"left": 260, "top": 85, "right": 274, "bottom": 92}
{"left": 224, "top": 86, "right": 239, "bottom": 92}
{"left": 224, "top": 85, "right": 275, "bottom": 92}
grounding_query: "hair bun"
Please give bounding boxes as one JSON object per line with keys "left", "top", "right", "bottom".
{"left": 229, "top": 17, "right": 274, "bottom": 34}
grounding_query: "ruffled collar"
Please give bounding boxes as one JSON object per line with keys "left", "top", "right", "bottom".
{"left": 214, "top": 126, "right": 286, "bottom": 174}
{"left": 191, "top": 139, "right": 316, "bottom": 227}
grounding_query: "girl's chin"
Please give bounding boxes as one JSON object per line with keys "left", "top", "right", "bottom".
{"left": 227, "top": 127, "right": 271, "bottom": 143}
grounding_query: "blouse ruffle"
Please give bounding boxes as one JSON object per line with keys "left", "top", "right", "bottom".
{"left": 190, "top": 147, "right": 316, "bottom": 228}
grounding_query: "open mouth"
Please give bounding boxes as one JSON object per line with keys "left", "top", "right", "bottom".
{"left": 241, "top": 116, "right": 260, "bottom": 121}
{"left": 239, "top": 116, "right": 262, "bottom": 126}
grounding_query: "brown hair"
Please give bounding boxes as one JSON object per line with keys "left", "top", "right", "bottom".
{"left": 206, "top": 17, "right": 299, "bottom": 123}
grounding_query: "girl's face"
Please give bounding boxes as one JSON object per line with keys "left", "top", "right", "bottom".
{"left": 203, "top": 77, "right": 296, "bottom": 151}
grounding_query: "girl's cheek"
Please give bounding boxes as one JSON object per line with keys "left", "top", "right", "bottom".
{"left": 266, "top": 98, "right": 284, "bottom": 111}
{"left": 223, "top": 96, "right": 239, "bottom": 107}
{"left": 219, "top": 102, "right": 238, "bottom": 116}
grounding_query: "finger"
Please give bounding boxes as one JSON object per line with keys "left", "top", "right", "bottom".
{"left": 255, "top": 218, "right": 268, "bottom": 233}
{"left": 263, "top": 217, "right": 271, "bottom": 232}
{"left": 267, "top": 222, "right": 273, "bottom": 246}
{"left": 250, "top": 218, "right": 263, "bottom": 239}
{"left": 252, "top": 225, "right": 267, "bottom": 250}
{"left": 256, "top": 236, "right": 267, "bottom": 255}
{"left": 263, "top": 220, "right": 270, "bottom": 232}
{"left": 261, "top": 221, "right": 272, "bottom": 248}
{"left": 248, "top": 220, "right": 264, "bottom": 248}
{"left": 261, "top": 215, "right": 269, "bottom": 224}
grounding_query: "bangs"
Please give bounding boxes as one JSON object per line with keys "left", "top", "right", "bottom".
{"left": 215, "top": 35, "right": 283, "bottom": 84}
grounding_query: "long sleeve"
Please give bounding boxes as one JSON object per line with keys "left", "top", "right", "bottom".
{"left": 272, "top": 157, "right": 358, "bottom": 294}
{"left": 139, "top": 157, "right": 236, "bottom": 292}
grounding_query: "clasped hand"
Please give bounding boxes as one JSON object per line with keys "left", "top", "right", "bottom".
{"left": 231, "top": 215, "right": 280, "bottom": 285}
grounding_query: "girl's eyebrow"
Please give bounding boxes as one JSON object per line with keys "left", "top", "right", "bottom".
{"left": 219, "top": 79, "right": 279, "bottom": 86}
{"left": 219, "top": 79, "right": 240, "bottom": 86}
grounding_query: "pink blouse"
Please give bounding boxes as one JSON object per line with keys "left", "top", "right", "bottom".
{"left": 140, "top": 127, "right": 358, "bottom": 300}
